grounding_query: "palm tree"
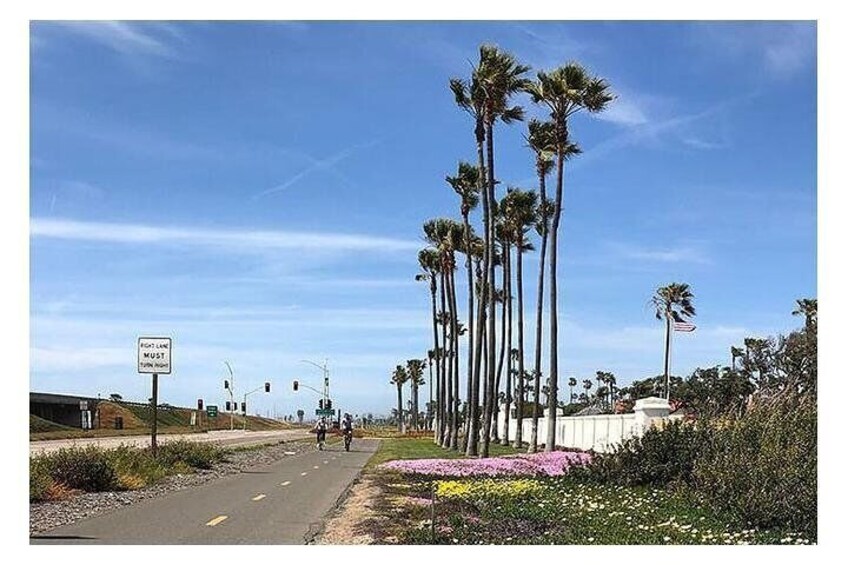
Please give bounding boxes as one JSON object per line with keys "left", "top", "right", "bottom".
{"left": 651, "top": 282, "right": 696, "bottom": 399}
{"left": 568, "top": 377, "right": 577, "bottom": 404}
{"left": 792, "top": 298, "right": 817, "bottom": 334}
{"left": 501, "top": 188, "right": 538, "bottom": 447}
{"left": 474, "top": 45, "right": 531, "bottom": 458}
{"left": 390, "top": 365, "right": 409, "bottom": 432}
{"left": 525, "top": 64, "right": 613, "bottom": 451}
{"left": 525, "top": 119, "right": 556, "bottom": 453}
{"left": 417, "top": 247, "right": 442, "bottom": 443}
{"left": 424, "top": 218, "right": 466, "bottom": 449}
{"left": 406, "top": 359, "right": 427, "bottom": 430}
{"left": 582, "top": 379, "right": 593, "bottom": 400}
{"left": 446, "top": 162, "right": 482, "bottom": 455}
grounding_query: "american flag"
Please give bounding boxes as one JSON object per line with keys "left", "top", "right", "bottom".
{"left": 673, "top": 321, "right": 696, "bottom": 332}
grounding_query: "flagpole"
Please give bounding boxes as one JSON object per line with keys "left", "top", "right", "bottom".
{"left": 666, "top": 313, "right": 673, "bottom": 400}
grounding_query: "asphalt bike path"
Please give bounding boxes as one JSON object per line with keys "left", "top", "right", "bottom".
{"left": 31, "top": 438, "right": 379, "bottom": 544}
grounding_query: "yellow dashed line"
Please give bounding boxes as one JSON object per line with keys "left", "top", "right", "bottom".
{"left": 252, "top": 494, "right": 266, "bottom": 501}
{"left": 206, "top": 515, "right": 228, "bottom": 527}
{"left": 280, "top": 481, "right": 292, "bottom": 486}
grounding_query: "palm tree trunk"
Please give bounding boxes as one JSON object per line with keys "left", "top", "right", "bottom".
{"left": 449, "top": 264, "right": 460, "bottom": 450}
{"left": 396, "top": 385, "right": 403, "bottom": 432}
{"left": 501, "top": 242, "right": 513, "bottom": 446}
{"left": 468, "top": 263, "right": 484, "bottom": 456}
{"left": 468, "top": 123, "right": 487, "bottom": 456}
{"left": 439, "top": 268, "right": 449, "bottom": 446}
{"left": 430, "top": 278, "right": 440, "bottom": 443}
{"left": 482, "top": 119, "right": 497, "bottom": 458}
{"left": 513, "top": 246, "right": 525, "bottom": 448}
{"left": 462, "top": 213, "right": 475, "bottom": 454}
{"left": 529, "top": 170, "right": 548, "bottom": 454}
{"left": 546, "top": 149, "right": 565, "bottom": 452}
{"left": 428, "top": 357, "right": 434, "bottom": 431}
{"left": 412, "top": 381, "right": 419, "bottom": 430}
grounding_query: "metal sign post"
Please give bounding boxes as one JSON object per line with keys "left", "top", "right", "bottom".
{"left": 151, "top": 373, "right": 159, "bottom": 455}
{"left": 138, "top": 337, "right": 172, "bottom": 456}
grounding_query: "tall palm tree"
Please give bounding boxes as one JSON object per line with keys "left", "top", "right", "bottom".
{"left": 451, "top": 65, "right": 489, "bottom": 455}
{"left": 525, "top": 119, "right": 556, "bottom": 453}
{"left": 417, "top": 248, "right": 442, "bottom": 442}
{"left": 651, "top": 282, "right": 696, "bottom": 399}
{"left": 525, "top": 64, "right": 613, "bottom": 451}
{"left": 406, "top": 359, "right": 427, "bottom": 430}
{"left": 476, "top": 45, "right": 531, "bottom": 458}
{"left": 501, "top": 188, "right": 538, "bottom": 447}
{"left": 390, "top": 365, "right": 409, "bottom": 432}
{"left": 424, "top": 218, "right": 466, "bottom": 449}
{"left": 446, "top": 162, "right": 482, "bottom": 454}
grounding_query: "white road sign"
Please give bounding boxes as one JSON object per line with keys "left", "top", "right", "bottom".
{"left": 138, "top": 337, "right": 172, "bottom": 374}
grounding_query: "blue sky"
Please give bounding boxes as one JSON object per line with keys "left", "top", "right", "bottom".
{"left": 29, "top": 21, "right": 816, "bottom": 418}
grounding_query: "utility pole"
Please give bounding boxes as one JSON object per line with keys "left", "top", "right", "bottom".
{"left": 224, "top": 361, "right": 235, "bottom": 431}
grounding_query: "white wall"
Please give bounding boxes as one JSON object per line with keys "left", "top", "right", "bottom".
{"left": 496, "top": 397, "right": 671, "bottom": 453}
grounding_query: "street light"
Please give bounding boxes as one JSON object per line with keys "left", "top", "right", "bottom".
{"left": 242, "top": 382, "right": 271, "bottom": 431}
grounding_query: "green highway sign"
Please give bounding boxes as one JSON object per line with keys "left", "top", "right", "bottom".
{"left": 315, "top": 408, "right": 336, "bottom": 417}
{"left": 206, "top": 405, "right": 218, "bottom": 418}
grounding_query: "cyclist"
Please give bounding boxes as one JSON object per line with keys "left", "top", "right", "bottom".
{"left": 315, "top": 417, "right": 328, "bottom": 450}
{"left": 341, "top": 413, "right": 354, "bottom": 451}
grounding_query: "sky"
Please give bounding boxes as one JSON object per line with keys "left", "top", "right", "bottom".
{"left": 29, "top": 21, "right": 817, "bottom": 418}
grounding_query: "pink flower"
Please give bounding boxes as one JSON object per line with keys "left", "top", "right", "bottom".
{"left": 378, "top": 451, "right": 591, "bottom": 477}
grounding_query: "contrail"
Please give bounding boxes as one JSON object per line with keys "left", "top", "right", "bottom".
{"left": 253, "top": 139, "right": 381, "bottom": 200}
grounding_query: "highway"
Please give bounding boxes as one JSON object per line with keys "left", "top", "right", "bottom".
{"left": 30, "top": 428, "right": 314, "bottom": 456}
{"left": 31, "top": 438, "right": 379, "bottom": 544}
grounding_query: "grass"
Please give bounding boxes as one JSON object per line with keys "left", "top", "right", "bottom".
{"left": 366, "top": 437, "right": 521, "bottom": 469}
{"left": 30, "top": 415, "right": 75, "bottom": 433}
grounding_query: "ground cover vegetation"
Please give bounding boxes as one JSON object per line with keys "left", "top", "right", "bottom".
{"left": 364, "top": 298, "right": 816, "bottom": 544}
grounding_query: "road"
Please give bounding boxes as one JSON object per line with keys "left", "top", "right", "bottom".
{"left": 30, "top": 428, "right": 314, "bottom": 456}
{"left": 31, "top": 438, "right": 379, "bottom": 544}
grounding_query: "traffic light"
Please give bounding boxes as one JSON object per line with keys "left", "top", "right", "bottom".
{"left": 326, "top": 398, "right": 332, "bottom": 410}
{"left": 293, "top": 380, "right": 299, "bottom": 391}
{"left": 241, "top": 402, "right": 246, "bottom": 413}
{"left": 225, "top": 401, "right": 232, "bottom": 411}
{"left": 224, "top": 380, "right": 229, "bottom": 390}
{"left": 318, "top": 399, "right": 324, "bottom": 410}
{"left": 197, "top": 399, "right": 203, "bottom": 411}
{"left": 265, "top": 382, "right": 271, "bottom": 393}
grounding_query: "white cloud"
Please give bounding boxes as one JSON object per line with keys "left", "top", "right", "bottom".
{"left": 616, "top": 244, "right": 711, "bottom": 265}
{"left": 31, "top": 218, "right": 420, "bottom": 254}
{"left": 54, "top": 21, "right": 178, "bottom": 59}
{"left": 595, "top": 95, "right": 649, "bottom": 127}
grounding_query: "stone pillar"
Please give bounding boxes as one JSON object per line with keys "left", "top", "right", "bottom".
{"left": 633, "top": 396, "right": 670, "bottom": 436}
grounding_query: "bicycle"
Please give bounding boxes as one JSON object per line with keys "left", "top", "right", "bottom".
{"left": 343, "top": 430, "right": 352, "bottom": 451}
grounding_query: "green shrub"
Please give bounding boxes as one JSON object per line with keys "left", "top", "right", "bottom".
{"left": 155, "top": 440, "right": 225, "bottom": 469}
{"left": 693, "top": 393, "right": 816, "bottom": 537}
{"left": 573, "top": 420, "right": 709, "bottom": 487}
{"left": 30, "top": 458, "right": 55, "bottom": 501}
{"left": 103, "top": 445, "right": 167, "bottom": 489}
{"left": 42, "top": 446, "right": 118, "bottom": 492}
